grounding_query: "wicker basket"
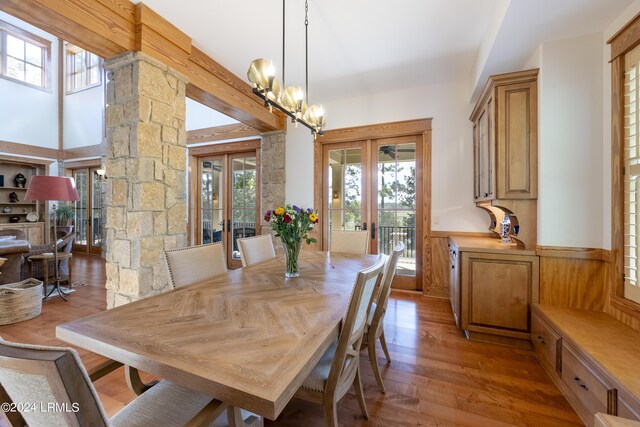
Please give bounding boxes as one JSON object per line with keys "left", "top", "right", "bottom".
{"left": 0, "top": 279, "right": 43, "bottom": 325}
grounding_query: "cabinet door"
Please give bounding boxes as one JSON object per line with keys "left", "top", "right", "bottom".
{"left": 496, "top": 81, "right": 537, "bottom": 199}
{"left": 473, "top": 123, "right": 480, "bottom": 201}
{"left": 27, "top": 224, "right": 44, "bottom": 245}
{"left": 461, "top": 251, "right": 539, "bottom": 340}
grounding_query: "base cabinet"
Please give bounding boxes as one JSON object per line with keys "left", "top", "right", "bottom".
{"left": 448, "top": 242, "right": 460, "bottom": 327}
{"left": 0, "top": 223, "right": 45, "bottom": 245}
{"left": 460, "top": 251, "right": 539, "bottom": 345}
{"left": 532, "top": 305, "right": 640, "bottom": 426}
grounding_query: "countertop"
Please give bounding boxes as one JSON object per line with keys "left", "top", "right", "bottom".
{"left": 449, "top": 235, "right": 536, "bottom": 256}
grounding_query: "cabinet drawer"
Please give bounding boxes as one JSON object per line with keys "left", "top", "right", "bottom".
{"left": 562, "top": 344, "right": 611, "bottom": 415}
{"left": 531, "top": 312, "right": 560, "bottom": 370}
{"left": 618, "top": 395, "right": 640, "bottom": 420}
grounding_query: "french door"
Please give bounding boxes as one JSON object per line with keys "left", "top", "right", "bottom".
{"left": 198, "top": 152, "right": 259, "bottom": 269}
{"left": 72, "top": 168, "right": 103, "bottom": 254}
{"left": 322, "top": 135, "right": 423, "bottom": 290}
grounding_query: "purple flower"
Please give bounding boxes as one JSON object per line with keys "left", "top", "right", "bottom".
{"left": 307, "top": 208, "right": 313, "bottom": 213}
{"left": 292, "top": 205, "right": 302, "bottom": 213}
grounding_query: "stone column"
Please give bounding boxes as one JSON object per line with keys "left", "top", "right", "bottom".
{"left": 104, "top": 52, "right": 187, "bottom": 308}
{"left": 260, "top": 131, "right": 286, "bottom": 253}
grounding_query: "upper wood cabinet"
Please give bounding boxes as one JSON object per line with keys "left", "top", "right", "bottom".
{"left": 470, "top": 69, "right": 538, "bottom": 202}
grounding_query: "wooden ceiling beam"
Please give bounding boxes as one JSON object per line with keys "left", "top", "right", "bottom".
{"left": 187, "top": 123, "right": 260, "bottom": 145}
{"left": 0, "top": 0, "right": 286, "bottom": 132}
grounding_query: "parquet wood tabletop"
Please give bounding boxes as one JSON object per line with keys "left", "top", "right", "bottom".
{"left": 56, "top": 251, "right": 380, "bottom": 420}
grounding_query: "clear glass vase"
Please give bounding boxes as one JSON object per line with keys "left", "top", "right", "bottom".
{"left": 282, "top": 239, "right": 302, "bottom": 278}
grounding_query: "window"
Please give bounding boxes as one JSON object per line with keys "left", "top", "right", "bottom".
{"left": 610, "top": 13, "right": 640, "bottom": 313}
{"left": 66, "top": 43, "right": 102, "bottom": 93}
{"left": 624, "top": 45, "right": 640, "bottom": 304}
{"left": 0, "top": 20, "right": 51, "bottom": 90}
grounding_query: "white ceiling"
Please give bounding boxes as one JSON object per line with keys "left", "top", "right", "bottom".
{"left": 134, "top": 0, "right": 633, "bottom": 107}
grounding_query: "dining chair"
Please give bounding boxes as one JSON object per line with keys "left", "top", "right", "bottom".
{"left": 163, "top": 242, "right": 227, "bottom": 289}
{"left": 295, "top": 255, "right": 386, "bottom": 427}
{"left": 0, "top": 338, "right": 226, "bottom": 427}
{"left": 237, "top": 234, "right": 276, "bottom": 267}
{"left": 362, "top": 241, "right": 404, "bottom": 393}
{"left": 330, "top": 230, "right": 369, "bottom": 254}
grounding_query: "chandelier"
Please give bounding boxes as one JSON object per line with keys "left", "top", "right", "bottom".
{"left": 247, "top": 0, "right": 325, "bottom": 138}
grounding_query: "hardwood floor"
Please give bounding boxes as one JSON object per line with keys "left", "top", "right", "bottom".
{"left": 0, "top": 253, "right": 582, "bottom": 426}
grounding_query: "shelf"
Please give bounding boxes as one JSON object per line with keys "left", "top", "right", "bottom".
{"left": 0, "top": 203, "right": 36, "bottom": 205}
{"left": 0, "top": 213, "right": 35, "bottom": 216}
{"left": 0, "top": 187, "right": 28, "bottom": 191}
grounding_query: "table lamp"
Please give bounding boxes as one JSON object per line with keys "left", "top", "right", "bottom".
{"left": 25, "top": 176, "right": 79, "bottom": 301}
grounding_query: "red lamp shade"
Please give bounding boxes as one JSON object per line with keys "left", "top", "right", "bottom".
{"left": 24, "top": 176, "right": 80, "bottom": 202}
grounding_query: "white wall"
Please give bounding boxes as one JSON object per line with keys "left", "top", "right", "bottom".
{"left": 63, "top": 81, "right": 104, "bottom": 148}
{"left": 186, "top": 98, "right": 238, "bottom": 131}
{"left": 0, "top": 11, "right": 58, "bottom": 149}
{"left": 537, "top": 32, "right": 604, "bottom": 247}
{"left": 286, "top": 79, "right": 487, "bottom": 233}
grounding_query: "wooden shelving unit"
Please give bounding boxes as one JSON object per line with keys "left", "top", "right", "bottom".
{"left": 0, "top": 155, "right": 52, "bottom": 244}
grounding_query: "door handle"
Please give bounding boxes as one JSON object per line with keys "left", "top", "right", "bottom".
{"left": 227, "top": 219, "right": 231, "bottom": 232}
{"left": 573, "top": 376, "right": 589, "bottom": 391}
{"left": 221, "top": 220, "right": 225, "bottom": 232}
{"left": 362, "top": 222, "right": 367, "bottom": 231}
{"left": 371, "top": 222, "right": 376, "bottom": 240}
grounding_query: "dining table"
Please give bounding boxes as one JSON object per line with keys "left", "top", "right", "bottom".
{"left": 56, "top": 250, "right": 379, "bottom": 426}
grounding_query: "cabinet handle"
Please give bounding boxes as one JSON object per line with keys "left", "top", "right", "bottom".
{"left": 484, "top": 193, "right": 489, "bottom": 197}
{"left": 451, "top": 265, "right": 455, "bottom": 269}
{"left": 573, "top": 376, "right": 589, "bottom": 391}
{"left": 371, "top": 222, "right": 376, "bottom": 240}
{"left": 362, "top": 222, "right": 367, "bottom": 231}
{"left": 536, "top": 335, "right": 545, "bottom": 345}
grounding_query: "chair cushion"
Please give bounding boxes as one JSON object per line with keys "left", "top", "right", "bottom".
{"left": 301, "top": 338, "right": 355, "bottom": 393}
{"left": 301, "top": 338, "right": 338, "bottom": 392}
{"left": 110, "top": 380, "right": 217, "bottom": 427}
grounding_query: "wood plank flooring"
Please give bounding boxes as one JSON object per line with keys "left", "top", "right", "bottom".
{"left": 0, "top": 253, "right": 582, "bottom": 426}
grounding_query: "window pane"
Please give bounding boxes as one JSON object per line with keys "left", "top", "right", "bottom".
{"left": 89, "top": 53, "right": 100, "bottom": 67}
{"left": 89, "top": 66, "right": 100, "bottom": 85}
{"left": 6, "top": 35, "right": 24, "bottom": 60}
{"left": 6, "top": 57, "right": 24, "bottom": 80}
{"left": 25, "top": 64, "right": 41, "bottom": 86}
{"left": 25, "top": 42, "right": 42, "bottom": 66}
{"left": 75, "top": 52, "right": 85, "bottom": 72}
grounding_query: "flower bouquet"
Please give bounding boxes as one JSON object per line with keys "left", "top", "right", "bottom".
{"left": 264, "top": 205, "right": 318, "bottom": 277}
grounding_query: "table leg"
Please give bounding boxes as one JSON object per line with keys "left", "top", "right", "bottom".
{"left": 226, "top": 406, "right": 263, "bottom": 427}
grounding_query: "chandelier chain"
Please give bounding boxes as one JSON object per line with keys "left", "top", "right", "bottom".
{"left": 305, "top": 0, "right": 309, "bottom": 101}
{"left": 282, "top": 0, "right": 286, "bottom": 88}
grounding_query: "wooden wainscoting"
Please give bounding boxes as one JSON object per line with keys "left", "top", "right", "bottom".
{"left": 536, "top": 245, "right": 611, "bottom": 312}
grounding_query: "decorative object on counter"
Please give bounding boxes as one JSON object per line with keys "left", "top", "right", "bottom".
{"left": 2, "top": 207, "right": 11, "bottom": 214}
{"left": 8, "top": 192, "right": 18, "bottom": 203}
{"left": 500, "top": 214, "right": 511, "bottom": 243}
{"left": 25, "top": 212, "right": 39, "bottom": 222}
{"left": 13, "top": 173, "right": 26, "bottom": 188}
{"left": 264, "top": 204, "right": 318, "bottom": 278}
{"left": 0, "top": 175, "right": 4, "bottom": 187}
{"left": 8, "top": 216, "right": 19, "bottom": 223}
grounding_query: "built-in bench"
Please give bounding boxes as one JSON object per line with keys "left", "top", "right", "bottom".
{"left": 532, "top": 304, "right": 640, "bottom": 427}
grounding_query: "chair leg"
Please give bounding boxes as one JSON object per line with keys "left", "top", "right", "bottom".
{"left": 323, "top": 399, "right": 339, "bottom": 427}
{"left": 379, "top": 330, "right": 391, "bottom": 363}
{"left": 368, "top": 333, "right": 386, "bottom": 393}
{"left": 354, "top": 366, "right": 369, "bottom": 420}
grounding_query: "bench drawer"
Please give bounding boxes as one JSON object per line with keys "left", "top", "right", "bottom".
{"left": 532, "top": 312, "right": 560, "bottom": 370}
{"left": 562, "top": 343, "right": 611, "bottom": 415}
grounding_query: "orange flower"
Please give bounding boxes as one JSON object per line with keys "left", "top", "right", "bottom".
{"left": 275, "top": 207, "right": 285, "bottom": 216}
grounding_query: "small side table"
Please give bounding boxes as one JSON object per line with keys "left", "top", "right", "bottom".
{"left": 28, "top": 252, "right": 73, "bottom": 301}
